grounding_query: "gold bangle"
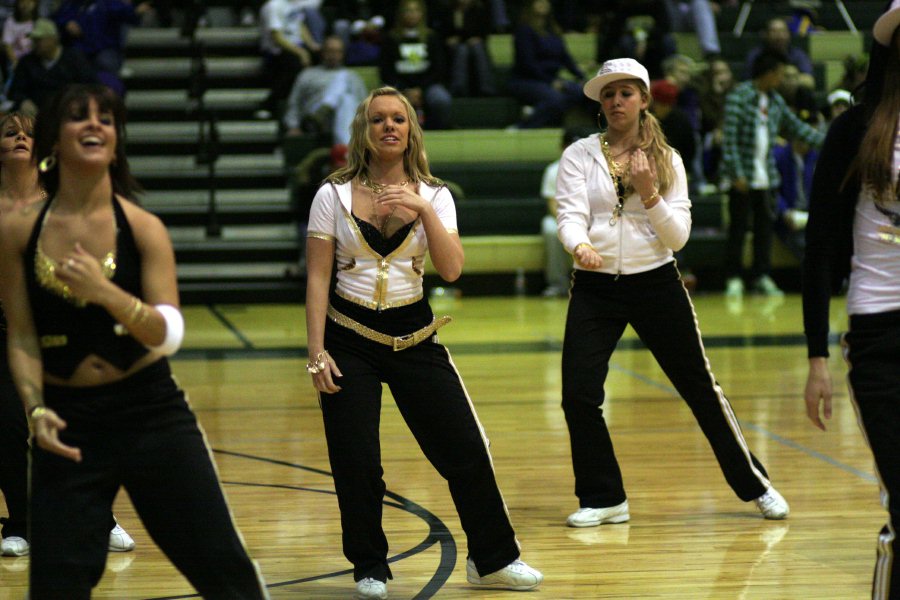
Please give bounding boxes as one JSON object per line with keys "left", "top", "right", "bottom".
{"left": 306, "top": 350, "right": 330, "bottom": 375}
{"left": 573, "top": 242, "right": 593, "bottom": 254}
{"left": 29, "top": 406, "right": 47, "bottom": 422}
{"left": 642, "top": 191, "right": 661, "bottom": 207}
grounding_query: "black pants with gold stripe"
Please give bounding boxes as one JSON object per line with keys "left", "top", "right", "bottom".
{"left": 561, "top": 262, "right": 772, "bottom": 509}
{"left": 30, "top": 359, "right": 268, "bottom": 600}
{"left": 845, "top": 309, "right": 900, "bottom": 600}
{"left": 321, "top": 295, "right": 520, "bottom": 583}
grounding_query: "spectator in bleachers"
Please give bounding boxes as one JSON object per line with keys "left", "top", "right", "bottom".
{"left": 777, "top": 62, "right": 820, "bottom": 126}
{"left": 744, "top": 17, "right": 814, "bottom": 89}
{"left": 721, "top": 48, "right": 824, "bottom": 298}
{"left": 825, "top": 88, "right": 852, "bottom": 123}
{"left": 506, "top": 0, "right": 587, "bottom": 129}
{"left": 650, "top": 79, "right": 695, "bottom": 173}
{"left": 540, "top": 126, "right": 588, "bottom": 297}
{"left": 3, "top": 0, "right": 38, "bottom": 73}
{"left": 257, "top": 0, "right": 321, "bottom": 119}
{"left": 379, "top": 0, "right": 452, "bottom": 129}
{"left": 664, "top": 0, "right": 720, "bottom": 58}
{"left": 295, "top": 0, "right": 326, "bottom": 44}
{"left": 283, "top": 35, "right": 367, "bottom": 145}
{"left": 342, "top": 16, "right": 384, "bottom": 66}
{"left": 7, "top": 18, "right": 97, "bottom": 114}
{"left": 433, "top": 0, "right": 497, "bottom": 97}
{"left": 772, "top": 133, "right": 817, "bottom": 262}
{"left": 650, "top": 77, "right": 698, "bottom": 290}
{"left": 52, "top": 0, "right": 150, "bottom": 78}
{"left": 698, "top": 56, "right": 733, "bottom": 188}
{"left": 836, "top": 53, "right": 867, "bottom": 96}
{"left": 595, "top": 0, "right": 673, "bottom": 78}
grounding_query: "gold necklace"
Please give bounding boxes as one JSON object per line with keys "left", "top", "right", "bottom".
{"left": 360, "top": 176, "right": 409, "bottom": 237}
{"left": 360, "top": 176, "right": 409, "bottom": 195}
{"left": 600, "top": 134, "right": 632, "bottom": 178}
{"left": 600, "top": 134, "right": 633, "bottom": 226}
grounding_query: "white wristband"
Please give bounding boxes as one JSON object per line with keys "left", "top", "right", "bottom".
{"left": 151, "top": 304, "right": 184, "bottom": 356}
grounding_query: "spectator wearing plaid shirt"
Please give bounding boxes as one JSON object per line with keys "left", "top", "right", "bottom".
{"left": 721, "top": 48, "right": 823, "bottom": 297}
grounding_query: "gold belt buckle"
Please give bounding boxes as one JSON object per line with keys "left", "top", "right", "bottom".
{"left": 393, "top": 332, "right": 415, "bottom": 351}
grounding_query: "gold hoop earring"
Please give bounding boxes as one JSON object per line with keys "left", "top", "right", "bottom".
{"left": 38, "top": 153, "right": 57, "bottom": 173}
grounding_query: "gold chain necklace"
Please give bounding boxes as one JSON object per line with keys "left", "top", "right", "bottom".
{"left": 360, "top": 176, "right": 409, "bottom": 237}
{"left": 360, "top": 176, "right": 408, "bottom": 195}
{"left": 600, "top": 134, "right": 633, "bottom": 226}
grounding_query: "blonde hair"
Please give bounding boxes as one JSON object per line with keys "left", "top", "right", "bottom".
{"left": 602, "top": 81, "right": 676, "bottom": 195}
{"left": 327, "top": 87, "right": 442, "bottom": 187}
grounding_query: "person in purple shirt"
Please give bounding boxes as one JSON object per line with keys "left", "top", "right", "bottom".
{"left": 506, "top": 0, "right": 589, "bottom": 128}
{"left": 744, "top": 17, "right": 814, "bottom": 89}
{"left": 53, "top": 0, "right": 150, "bottom": 77}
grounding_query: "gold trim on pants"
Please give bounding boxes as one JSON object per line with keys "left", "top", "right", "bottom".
{"left": 327, "top": 305, "right": 452, "bottom": 351}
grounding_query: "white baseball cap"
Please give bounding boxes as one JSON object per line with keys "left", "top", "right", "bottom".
{"left": 827, "top": 89, "right": 852, "bottom": 106}
{"left": 874, "top": 0, "right": 900, "bottom": 45}
{"left": 583, "top": 58, "right": 650, "bottom": 101}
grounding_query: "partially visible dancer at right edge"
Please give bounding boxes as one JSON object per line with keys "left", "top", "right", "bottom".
{"left": 803, "top": 2, "right": 900, "bottom": 598}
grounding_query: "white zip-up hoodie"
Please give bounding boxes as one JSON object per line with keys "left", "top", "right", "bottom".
{"left": 556, "top": 133, "right": 692, "bottom": 275}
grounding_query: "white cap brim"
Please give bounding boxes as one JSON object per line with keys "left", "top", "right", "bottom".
{"left": 874, "top": 4, "right": 900, "bottom": 45}
{"left": 583, "top": 59, "right": 650, "bottom": 101}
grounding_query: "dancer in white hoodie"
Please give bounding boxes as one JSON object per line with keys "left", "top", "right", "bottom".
{"left": 556, "top": 58, "right": 789, "bottom": 528}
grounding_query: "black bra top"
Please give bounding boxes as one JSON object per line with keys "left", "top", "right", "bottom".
{"left": 353, "top": 213, "right": 416, "bottom": 256}
{"left": 24, "top": 195, "right": 148, "bottom": 379}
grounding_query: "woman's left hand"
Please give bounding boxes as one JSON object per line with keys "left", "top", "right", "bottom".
{"left": 55, "top": 242, "right": 111, "bottom": 305}
{"left": 630, "top": 149, "right": 657, "bottom": 200}
{"left": 376, "top": 184, "right": 429, "bottom": 217}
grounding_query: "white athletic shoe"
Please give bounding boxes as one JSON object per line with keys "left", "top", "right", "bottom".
{"left": 466, "top": 558, "right": 543, "bottom": 590}
{"left": 755, "top": 487, "right": 790, "bottom": 520}
{"left": 355, "top": 577, "right": 387, "bottom": 599}
{"left": 109, "top": 523, "right": 135, "bottom": 552}
{"left": 566, "top": 500, "right": 630, "bottom": 527}
{"left": 1, "top": 536, "right": 29, "bottom": 557}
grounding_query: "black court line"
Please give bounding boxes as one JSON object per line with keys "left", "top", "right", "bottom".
{"left": 147, "top": 449, "right": 456, "bottom": 600}
{"left": 174, "top": 333, "right": 843, "bottom": 361}
{"left": 206, "top": 304, "right": 255, "bottom": 349}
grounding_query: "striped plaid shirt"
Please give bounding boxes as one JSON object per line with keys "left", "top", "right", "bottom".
{"left": 722, "top": 80, "right": 824, "bottom": 189}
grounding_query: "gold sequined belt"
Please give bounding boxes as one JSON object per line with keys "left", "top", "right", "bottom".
{"left": 327, "top": 305, "right": 452, "bottom": 351}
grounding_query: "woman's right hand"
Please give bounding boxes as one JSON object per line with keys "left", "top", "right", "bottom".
{"left": 574, "top": 243, "right": 603, "bottom": 269}
{"left": 308, "top": 351, "right": 343, "bottom": 394}
{"left": 804, "top": 357, "right": 832, "bottom": 431}
{"left": 32, "top": 408, "right": 82, "bottom": 463}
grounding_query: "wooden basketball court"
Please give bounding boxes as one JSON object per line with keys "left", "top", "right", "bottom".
{"left": 0, "top": 293, "right": 884, "bottom": 599}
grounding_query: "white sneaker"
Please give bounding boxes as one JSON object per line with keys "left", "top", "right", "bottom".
{"left": 1, "top": 536, "right": 29, "bottom": 556}
{"left": 466, "top": 558, "right": 543, "bottom": 591}
{"left": 355, "top": 577, "right": 387, "bottom": 599}
{"left": 566, "top": 500, "right": 630, "bottom": 527}
{"left": 725, "top": 277, "right": 744, "bottom": 297}
{"left": 755, "top": 487, "right": 789, "bottom": 520}
{"left": 109, "top": 523, "right": 135, "bottom": 552}
{"left": 753, "top": 275, "right": 784, "bottom": 296}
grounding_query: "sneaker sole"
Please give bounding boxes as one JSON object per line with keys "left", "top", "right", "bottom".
{"left": 466, "top": 577, "right": 541, "bottom": 591}
{"left": 566, "top": 513, "right": 630, "bottom": 527}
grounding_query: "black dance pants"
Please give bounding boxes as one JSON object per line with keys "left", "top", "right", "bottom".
{"left": 725, "top": 187, "right": 776, "bottom": 280}
{"left": 320, "top": 302, "right": 520, "bottom": 583}
{"left": 0, "top": 349, "right": 28, "bottom": 540}
{"left": 844, "top": 309, "right": 900, "bottom": 600}
{"left": 30, "top": 359, "right": 268, "bottom": 600}
{"left": 561, "top": 262, "right": 772, "bottom": 508}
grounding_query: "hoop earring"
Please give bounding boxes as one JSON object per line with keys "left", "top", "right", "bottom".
{"left": 38, "top": 153, "right": 57, "bottom": 173}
